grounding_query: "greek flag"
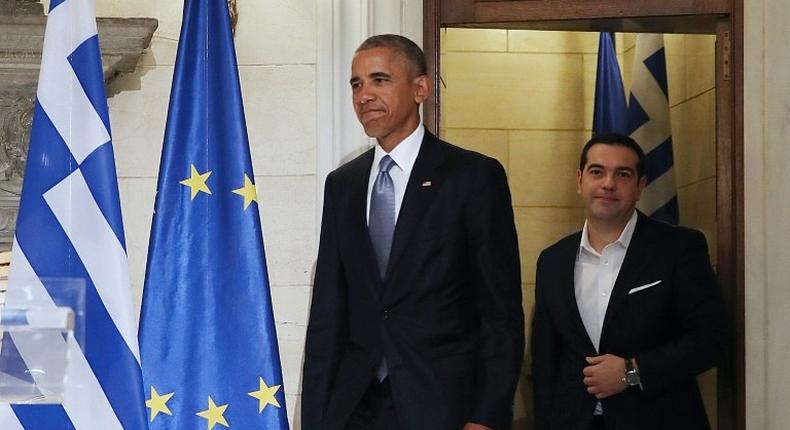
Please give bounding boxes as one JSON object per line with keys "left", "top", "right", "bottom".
{"left": 0, "top": 0, "right": 149, "bottom": 429}
{"left": 139, "top": 0, "right": 289, "bottom": 428}
{"left": 627, "top": 34, "right": 679, "bottom": 225}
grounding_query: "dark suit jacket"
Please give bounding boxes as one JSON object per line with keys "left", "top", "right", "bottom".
{"left": 532, "top": 211, "right": 726, "bottom": 430}
{"left": 302, "top": 131, "right": 524, "bottom": 430}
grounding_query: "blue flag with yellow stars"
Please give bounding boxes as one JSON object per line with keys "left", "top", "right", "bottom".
{"left": 138, "top": 0, "right": 289, "bottom": 429}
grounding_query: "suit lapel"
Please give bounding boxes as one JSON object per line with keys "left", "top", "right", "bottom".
{"left": 384, "top": 132, "right": 444, "bottom": 282}
{"left": 600, "top": 212, "right": 654, "bottom": 341}
{"left": 556, "top": 234, "right": 598, "bottom": 355}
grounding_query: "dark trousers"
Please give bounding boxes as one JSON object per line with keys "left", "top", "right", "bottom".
{"left": 344, "top": 378, "right": 400, "bottom": 430}
{"left": 590, "top": 415, "right": 606, "bottom": 430}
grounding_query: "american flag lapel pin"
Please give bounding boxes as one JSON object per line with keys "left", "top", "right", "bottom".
{"left": 422, "top": 180, "right": 432, "bottom": 187}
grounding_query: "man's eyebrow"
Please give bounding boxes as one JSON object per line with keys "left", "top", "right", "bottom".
{"left": 349, "top": 71, "right": 392, "bottom": 86}
{"left": 585, "top": 163, "right": 636, "bottom": 172}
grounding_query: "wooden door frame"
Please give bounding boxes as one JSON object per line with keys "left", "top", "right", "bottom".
{"left": 422, "top": 2, "right": 744, "bottom": 429}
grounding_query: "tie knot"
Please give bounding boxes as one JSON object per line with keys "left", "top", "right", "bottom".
{"left": 379, "top": 155, "right": 396, "bottom": 174}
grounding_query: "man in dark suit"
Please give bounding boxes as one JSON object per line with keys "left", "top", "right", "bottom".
{"left": 531, "top": 133, "right": 726, "bottom": 430}
{"left": 302, "top": 35, "right": 524, "bottom": 430}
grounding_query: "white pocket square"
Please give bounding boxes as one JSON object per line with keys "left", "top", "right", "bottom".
{"left": 628, "top": 280, "right": 662, "bottom": 295}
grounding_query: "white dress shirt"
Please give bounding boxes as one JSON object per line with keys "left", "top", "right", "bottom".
{"left": 366, "top": 124, "right": 424, "bottom": 224}
{"left": 574, "top": 210, "right": 637, "bottom": 415}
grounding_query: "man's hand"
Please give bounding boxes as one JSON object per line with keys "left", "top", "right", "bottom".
{"left": 582, "top": 354, "right": 627, "bottom": 399}
{"left": 463, "top": 423, "right": 493, "bottom": 430}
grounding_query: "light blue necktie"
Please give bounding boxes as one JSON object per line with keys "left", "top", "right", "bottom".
{"left": 369, "top": 155, "right": 397, "bottom": 279}
{"left": 369, "top": 155, "right": 396, "bottom": 381}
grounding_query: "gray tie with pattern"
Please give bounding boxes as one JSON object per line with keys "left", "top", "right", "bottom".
{"left": 369, "top": 155, "right": 396, "bottom": 381}
{"left": 369, "top": 155, "right": 397, "bottom": 279}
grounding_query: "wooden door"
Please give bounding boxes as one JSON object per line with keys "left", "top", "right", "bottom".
{"left": 422, "top": 1, "right": 744, "bottom": 429}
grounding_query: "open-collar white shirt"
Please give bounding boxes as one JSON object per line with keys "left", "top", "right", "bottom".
{"left": 366, "top": 124, "right": 424, "bottom": 224}
{"left": 574, "top": 210, "right": 638, "bottom": 352}
{"left": 575, "top": 210, "right": 637, "bottom": 415}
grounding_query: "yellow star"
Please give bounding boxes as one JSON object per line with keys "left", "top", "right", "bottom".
{"left": 232, "top": 174, "right": 258, "bottom": 210}
{"left": 196, "top": 396, "right": 229, "bottom": 430}
{"left": 180, "top": 164, "right": 212, "bottom": 200}
{"left": 248, "top": 376, "right": 281, "bottom": 413}
{"left": 145, "top": 386, "right": 174, "bottom": 422}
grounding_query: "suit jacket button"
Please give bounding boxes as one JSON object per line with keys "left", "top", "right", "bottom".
{"left": 382, "top": 310, "right": 389, "bottom": 320}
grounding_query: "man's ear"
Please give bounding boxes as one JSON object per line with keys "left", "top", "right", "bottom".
{"left": 636, "top": 175, "right": 647, "bottom": 199}
{"left": 576, "top": 169, "right": 583, "bottom": 195}
{"left": 414, "top": 74, "right": 432, "bottom": 104}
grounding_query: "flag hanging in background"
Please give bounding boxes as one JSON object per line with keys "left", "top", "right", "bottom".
{"left": 592, "top": 32, "right": 628, "bottom": 135}
{"left": 0, "top": 0, "right": 149, "bottom": 428}
{"left": 138, "top": 0, "right": 289, "bottom": 429}
{"left": 627, "top": 34, "right": 679, "bottom": 225}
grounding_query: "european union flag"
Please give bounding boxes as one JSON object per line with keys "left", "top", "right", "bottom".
{"left": 592, "top": 32, "right": 628, "bottom": 135}
{"left": 139, "top": 0, "right": 289, "bottom": 429}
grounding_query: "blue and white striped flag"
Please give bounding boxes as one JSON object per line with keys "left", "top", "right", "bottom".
{"left": 627, "top": 34, "right": 679, "bottom": 225}
{"left": 0, "top": 0, "right": 149, "bottom": 428}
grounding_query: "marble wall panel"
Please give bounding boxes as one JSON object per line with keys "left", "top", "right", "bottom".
{"left": 508, "top": 30, "right": 599, "bottom": 54}
{"left": 515, "top": 207, "right": 585, "bottom": 285}
{"left": 240, "top": 65, "right": 316, "bottom": 177}
{"left": 509, "top": 130, "right": 588, "bottom": 208}
{"left": 258, "top": 175, "right": 316, "bottom": 287}
{"left": 95, "top": 0, "right": 184, "bottom": 40}
{"left": 234, "top": 0, "right": 316, "bottom": 66}
{"left": 443, "top": 129, "right": 509, "bottom": 171}
{"left": 445, "top": 28, "right": 507, "bottom": 52}
{"left": 278, "top": 336, "right": 306, "bottom": 399}
{"left": 677, "top": 177, "right": 717, "bottom": 264}
{"left": 671, "top": 90, "right": 716, "bottom": 188}
{"left": 137, "top": 37, "right": 178, "bottom": 68}
{"left": 521, "top": 283, "right": 536, "bottom": 363}
{"left": 108, "top": 66, "right": 172, "bottom": 178}
{"left": 698, "top": 368, "right": 718, "bottom": 428}
{"left": 684, "top": 35, "right": 716, "bottom": 99}
{"left": 443, "top": 51, "right": 586, "bottom": 130}
{"left": 271, "top": 285, "right": 311, "bottom": 342}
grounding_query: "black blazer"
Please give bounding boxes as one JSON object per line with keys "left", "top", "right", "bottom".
{"left": 532, "top": 212, "right": 726, "bottom": 430}
{"left": 302, "top": 131, "right": 524, "bottom": 430}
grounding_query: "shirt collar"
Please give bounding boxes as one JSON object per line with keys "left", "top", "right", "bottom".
{"left": 372, "top": 124, "right": 424, "bottom": 173}
{"left": 579, "top": 210, "right": 639, "bottom": 257}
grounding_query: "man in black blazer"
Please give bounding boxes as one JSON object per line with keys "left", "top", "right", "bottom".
{"left": 531, "top": 133, "right": 726, "bottom": 430}
{"left": 302, "top": 35, "right": 524, "bottom": 430}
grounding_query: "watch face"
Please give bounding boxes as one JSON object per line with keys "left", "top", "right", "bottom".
{"left": 625, "top": 371, "right": 641, "bottom": 385}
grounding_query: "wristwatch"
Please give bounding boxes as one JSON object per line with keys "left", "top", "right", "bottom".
{"left": 622, "top": 358, "right": 643, "bottom": 390}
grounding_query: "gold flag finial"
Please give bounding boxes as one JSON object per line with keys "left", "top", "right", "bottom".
{"left": 227, "top": 0, "right": 238, "bottom": 35}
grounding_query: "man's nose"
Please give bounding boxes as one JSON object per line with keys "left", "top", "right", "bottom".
{"left": 357, "top": 86, "right": 376, "bottom": 104}
{"left": 602, "top": 173, "right": 616, "bottom": 189}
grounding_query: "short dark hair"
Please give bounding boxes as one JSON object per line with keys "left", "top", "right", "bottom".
{"left": 356, "top": 34, "right": 427, "bottom": 76}
{"left": 579, "top": 133, "right": 646, "bottom": 178}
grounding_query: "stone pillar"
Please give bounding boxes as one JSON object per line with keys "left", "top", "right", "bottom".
{"left": 744, "top": 0, "right": 790, "bottom": 428}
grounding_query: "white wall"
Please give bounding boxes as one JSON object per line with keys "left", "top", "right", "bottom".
{"left": 744, "top": 0, "right": 790, "bottom": 429}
